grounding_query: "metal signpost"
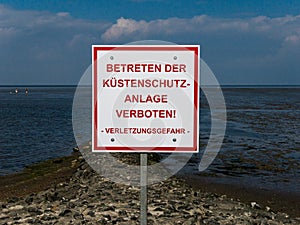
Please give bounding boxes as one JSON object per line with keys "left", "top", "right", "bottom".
{"left": 92, "top": 45, "right": 200, "bottom": 224}
{"left": 140, "top": 153, "right": 147, "bottom": 225}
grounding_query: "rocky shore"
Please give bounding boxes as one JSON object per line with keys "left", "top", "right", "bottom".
{"left": 0, "top": 153, "right": 299, "bottom": 225}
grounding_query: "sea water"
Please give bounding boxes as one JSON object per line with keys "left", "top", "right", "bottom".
{"left": 0, "top": 87, "right": 76, "bottom": 174}
{"left": 0, "top": 86, "right": 299, "bottom": 193}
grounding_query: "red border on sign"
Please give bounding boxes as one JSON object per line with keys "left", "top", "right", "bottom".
{"left": 93, "top": 46, "right": 199, "bottom": 152}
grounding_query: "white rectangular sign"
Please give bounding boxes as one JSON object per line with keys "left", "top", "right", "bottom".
{"left": 92, "top": 45, "right": 200, "bottom": 152}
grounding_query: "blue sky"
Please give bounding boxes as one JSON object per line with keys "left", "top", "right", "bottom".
{"left": 2, "top": 0, "right": 300, "bottom": 20}
{"left": 0, "top": 0, "right": 300, "bottom": 84}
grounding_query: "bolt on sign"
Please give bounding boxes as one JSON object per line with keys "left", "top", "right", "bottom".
{"left": 92, "top": 45, "right": 200, "bottom": 153}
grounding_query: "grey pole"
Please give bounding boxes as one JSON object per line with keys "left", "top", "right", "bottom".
{"left": 140, "top": 153, "right": 147, "bottom": 225}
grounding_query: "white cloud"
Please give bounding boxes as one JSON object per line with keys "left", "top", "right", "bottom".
{"left": 101, "top": 14, "right": 300, "bottom": 84}
{"left": 0, "top": 5, "right": 111, "bottom": 84}
{"left": 284, "top": 34, "right": 300, "bottom": 44}
{"left": 56, "top": 12, "right": 70, "bottom": 17}
{"left": 0, "top": 3, "right": 299, "bottom": 84}
{"left": 0, "top": 5, "right": 110, "bottom": 45}
{"left": 101, "top": 17, "right": 148, "bottom": 42}
{"left": 102, "top": 14, "right": 300, "bottom": 43}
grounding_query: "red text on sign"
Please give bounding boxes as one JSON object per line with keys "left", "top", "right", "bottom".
{"left": 124, "top": 94, "right": 168, "bottom": 103}
{"left": 106, "top": 63, "right": 186, "bottom": 73}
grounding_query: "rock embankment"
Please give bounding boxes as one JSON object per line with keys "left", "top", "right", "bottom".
{"left": 1, "top": 155, "right": 299, "bottom": 225}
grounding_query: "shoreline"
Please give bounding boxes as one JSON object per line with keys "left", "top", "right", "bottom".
{"left": 178, "top": 174, "right": 300, "bottom": 218}
{"left": 0, "top": 153, "right": 80, "bottom": 201}
{"left": 0, "top": 152, "right": 299, "bottom": 224}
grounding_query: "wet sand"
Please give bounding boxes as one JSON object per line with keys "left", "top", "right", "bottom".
{"left": 0, "top": 153, "right": 80, "bottom": 201}
{"left": 179, "top": 174, "right": 300, "bottom": 218}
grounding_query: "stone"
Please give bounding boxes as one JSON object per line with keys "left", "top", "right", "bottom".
{"left": 59, "top": 209, "right": 73, "bottom": 217}
{"left": 8, "top": 205, "right": 24, "bottom": 211}
{"left": 250, "top": 202, "right": 261, "bottom": 209}
{"left": 0, "top": 155, "right": 298, "bottom": 224}
{"left": 27, "top": 207, "right": 43, "bottom": 215}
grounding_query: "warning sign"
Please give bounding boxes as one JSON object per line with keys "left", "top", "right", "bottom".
{"left": 92, "top": 45, "right": 200, "bottom": 152}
